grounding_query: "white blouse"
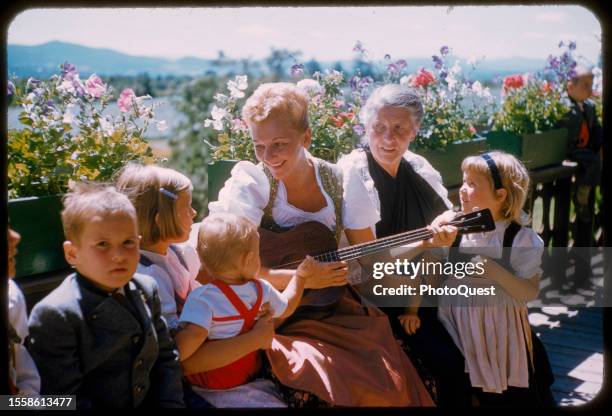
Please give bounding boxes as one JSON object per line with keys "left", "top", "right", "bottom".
{"left": 9, "top": 280, "right": 41, "bottom": 396}
{"left": 137, "top": 244, "right": 201, "bottom": 330}
{"left": 336, "top": 148, "right": 454, "bottom": 236}
{"left": 207, "top": 150, "right": 378, "bottom": 232}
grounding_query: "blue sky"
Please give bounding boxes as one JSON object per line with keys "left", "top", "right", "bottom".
{"left": 8, "top": 6, "right": 602, "bottom": 64}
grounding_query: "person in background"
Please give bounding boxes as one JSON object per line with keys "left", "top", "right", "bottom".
{"left": 7, "top": 227, "right": 41, "bottom": 396}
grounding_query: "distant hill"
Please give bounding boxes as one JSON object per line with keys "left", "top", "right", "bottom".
{"left": 8, "top": 41, "right": 546, "bottom": 81}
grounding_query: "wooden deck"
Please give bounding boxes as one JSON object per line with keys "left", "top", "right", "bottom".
{"left": 528, "top": 251, "right": 605, "bottom": 406}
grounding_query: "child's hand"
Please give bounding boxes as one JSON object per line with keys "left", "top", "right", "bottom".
{"left": 252, "top": 310, "right": 274, "bottom": 349}
{"left": 296, "top": 255, "right": 322, "bottom": 281}
{"left": 398, "top": 313, "right": 421, "bottom": 335}
{"left": 424, "top": 210, "right": 457, "bottom": 248}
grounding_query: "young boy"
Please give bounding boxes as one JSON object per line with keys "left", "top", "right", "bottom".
{"left": 558, "top": 66, "right": 603, "bottom": 289}
{"left": 8, "top": 227, "right": 41, "bottom": 396}
{"left": 560, "top": 66, "right": 603, "bottom": 222}
{"left": 26, "top": 182, "right": 184, "bottom": 408}
{"left": 176, "top": 213, "right": 319, "bottom": 407}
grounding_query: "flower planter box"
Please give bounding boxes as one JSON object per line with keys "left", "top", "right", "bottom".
{"left": 485, "top": 128, "right": 568, "bottom": 169}
{"left": 413, "top": 137, "right": 487, "bottom": 187}
{"left": 207, "top": 160, "right": 239, "bottom": 209}
{"left": 8, "top": 195, "right": 68, "bottom": 278}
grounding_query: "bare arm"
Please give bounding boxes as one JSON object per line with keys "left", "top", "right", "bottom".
{"left": 480, "top": 257, "right": 540, "bottom": 302}
{"left": 174, "top": 324, "right": 208, "bottom": 362}
{"left": 180, "top": 314, "right": 274, "bottom": 375}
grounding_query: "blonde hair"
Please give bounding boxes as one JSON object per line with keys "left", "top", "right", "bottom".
{"left": 242, "top": 82, "right": 309, "bottom": 132}
{"left": 461, "top": 151, "right": 530, "bottom": 222}
{"left": 115, "top": 163, "right": 193, "bottom": 246}
{"left": 62, "top": 181, "right": 137, "bottom": 242}
{"left": 198, "top": 213, "right": 258, "bottom": 274}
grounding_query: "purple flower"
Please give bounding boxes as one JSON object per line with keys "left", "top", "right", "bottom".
{"left": 359, "top": 76, "right": 373, "bottom": 89}
{"left": 61, "top": 62, "right": 77, "bottom": 79}
{"left": 440, "top": 46, "right": 450, "bottom": 56}
{"left": 558, "top": 41, "right": 564, "bottom": 48}
{"left": 7, "top": 80, "right": 15, "bottom": 96}
{"left": 353, "top": 124, "right": 365, "bottom": 136}
{"left": 569, "top": 41, "right": 576, "bottom": 50}
{"left": 432, "top": 55, "right": 443, "bottom": 70}
{"left": 396, "top": 59, "right": 407, "bottom": 69}
{"left": 353, "top": 40, "right": 364, "bottom": 53}
{"left": 439, "top": 70, "right": 448, "bottom": 80}
{"left": 290, "top": 63, "right": 304, "bottom": 77}
{"left": 349, "top": 76, "right": 359, "bottom": 91}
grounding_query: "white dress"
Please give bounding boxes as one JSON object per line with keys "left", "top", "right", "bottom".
{"left": 9, "top": 280, "right": 41, "bottom": 396}
{"left": 437, "top": 220, "right": 544, "bottom": 393}
{"left": 137, "top": 244, "right": 201, "bottom": 330}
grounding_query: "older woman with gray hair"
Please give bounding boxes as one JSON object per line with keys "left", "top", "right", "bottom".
{"left": 337, "top": 83, "right": 473, "bottom": 407}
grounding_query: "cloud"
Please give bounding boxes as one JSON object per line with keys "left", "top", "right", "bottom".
{"left": 235, "top": 24, "right": 279, "bottom": 37}
{"left": 522, "top": 32, "right": 548, "bottom": 40}
{"left": 533, "top": 12, "right": 566, "bottom": 23}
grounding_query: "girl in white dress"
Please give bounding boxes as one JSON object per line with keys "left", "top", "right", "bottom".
{"left": 435, "top": 151, "right": 553, "bottom": 405}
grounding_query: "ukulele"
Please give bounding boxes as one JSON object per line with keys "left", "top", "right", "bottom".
{"left": 258, "top": 208, "right": 496, "bottom": 312}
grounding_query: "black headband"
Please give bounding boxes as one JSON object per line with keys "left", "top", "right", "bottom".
{"left": 481, "top": 153, "right": 503, "bottom": 190}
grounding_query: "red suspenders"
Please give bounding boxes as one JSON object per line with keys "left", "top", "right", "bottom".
{"left": 186, "top": 279, "right": 264, "bottom": 390}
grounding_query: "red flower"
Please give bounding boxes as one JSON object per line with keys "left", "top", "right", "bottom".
{"left": 411, "top": 69, "right": 436, "bottom": 88}
{"left": 503, "top": 74, "right": 524, "bottom": 92}
{"left": 329, "top": 112, "right": 354, "bottom": 128}
{"left": 540, "top": 80, "right": 553, "bottom": 93}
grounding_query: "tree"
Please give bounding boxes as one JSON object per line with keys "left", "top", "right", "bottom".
{"left": 168, "top": 76, "right": 220, "bottom": 216}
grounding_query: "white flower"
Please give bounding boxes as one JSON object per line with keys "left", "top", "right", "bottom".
{"left": 450, "top": 61, "right": 462, "bottom": 76}
{"left": 296, "top": 79, "right": 324, "bottom": 96}
{"left": 446, "top": 74, "right": 457, "bottom": 90}
{"left": 57, "top": 79, "right": 75, "bottom": 95}
{"left": 211, "top": 105, "right": 228, "bottom": 121}
{"left": 399, "top": 75, "right": 412, "bottom": 86}
{"left": 99, "top": 117, "right": 114, "bottom": 136}
{"left": 70, "top": 151, "right": 79, "bottom": 160}
{"left": 156, "top": 120, "right": 168, "bottom": 132}
{"left": 227, "top": 76, "right": 247, "bottom": 99}
{"left": 62, "top": 103, "right": 77, "bottom": 124}
{"left": 214, "top": 93, "right": 228, "bottom": 103}
{"left": 234, "top": 75, "right": 248, "bottom": 90}
{"left": 204, "top": 118, "right": 224, "bottom": 131}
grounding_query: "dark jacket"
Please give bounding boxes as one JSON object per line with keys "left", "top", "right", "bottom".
{"left": 558, "top": 98, "right": 603, "bottom": 155}
{"left": 27, "top": 272, "right": 184, "bottom": 409}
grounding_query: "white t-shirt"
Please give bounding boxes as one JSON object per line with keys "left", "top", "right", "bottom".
{"left": 9, "top": 280, "right": 41, "bottom": 396}
{"left": 137, "top": 244, "right": 201, "bottom": 330}
{"left": 179, "top": 279, "right": 288, "bottom": 339}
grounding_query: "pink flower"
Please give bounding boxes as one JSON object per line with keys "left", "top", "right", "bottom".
{"left": 503, "top": 74, "right": 524, "bottom": 92}
{"left": 117, "top": 88, "right": 136, "bottom": 113}
{"left": 411, "top": 69, "right": 436, "bottom": 88}
{"left": 85, "top": 74, "right": 106, "bottom": 98}
{"left": 469, "top": 126, "right": 477, "bottom": 135}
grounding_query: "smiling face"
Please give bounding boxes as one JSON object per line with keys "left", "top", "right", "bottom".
{"left": 64, "top": 212, "right": 140, "bottom": 291}
{"left": 250, "top": 114, "right": 311, "bottom": 181}
{"left": 367, "top": 106, "right": 419, "bottom": 176}
{"left": 8, "top": 228, "right": 21, "bottom": 278}
{"left": 459, "top": 169, "right": 506, "bottom": 220}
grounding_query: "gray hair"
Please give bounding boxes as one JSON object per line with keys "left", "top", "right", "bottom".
{"left": 359, "top": 84, "right": 424, "bottom": 130}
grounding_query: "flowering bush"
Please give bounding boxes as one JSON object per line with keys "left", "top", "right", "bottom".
{"left": 7, "top": 63, "right": 159, "bottom": 198}
{"left": 405, "top": 46, "right": 495, "bottom": 149}
{"left": 203, "top": 75, "right": 254, "bottom": 161}
{"left": 490, "top": 42, "right": 577, "bottom": 135}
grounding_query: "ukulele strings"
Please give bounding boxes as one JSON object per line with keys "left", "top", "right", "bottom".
{"left": 273, "top": 212, "right": 486, "bottom": 268}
